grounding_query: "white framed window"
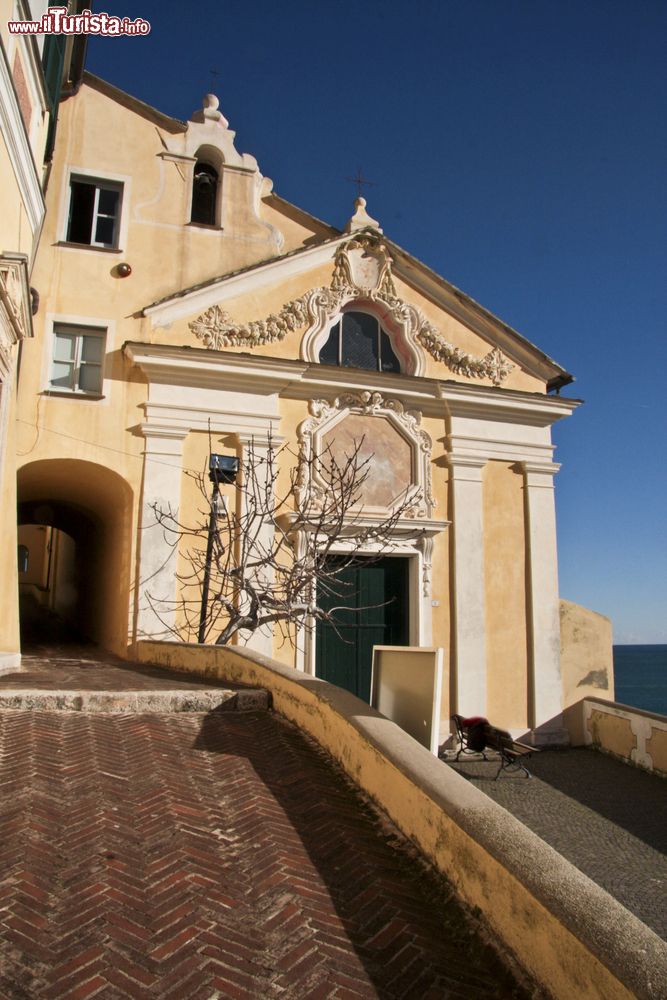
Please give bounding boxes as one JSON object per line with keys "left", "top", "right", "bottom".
{"left": 49, "top": 324, "right": 106, "bottom": 395}
{"left": 66, "top": 177, "right": 123, "bottom": 248}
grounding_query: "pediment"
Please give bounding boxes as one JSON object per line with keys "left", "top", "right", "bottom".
{"left": 143, "top": 229, "right": 572, "bottom": 390}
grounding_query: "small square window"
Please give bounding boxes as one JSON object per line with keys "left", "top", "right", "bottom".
{"left": 66, "top": 177, "right": 122, "bottom": 248}
{"left": 50, "top": 324, "right": 105, "bottom": 395}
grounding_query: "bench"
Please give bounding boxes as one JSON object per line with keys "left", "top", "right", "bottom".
{"left": 450, "top": 715, "right": 538, "bottom": 779}
{"left": 451, "top": 714, "right": 488, "bottom": 760}
{"left": 484, "top": 726, "right": 537, "bottom": 780}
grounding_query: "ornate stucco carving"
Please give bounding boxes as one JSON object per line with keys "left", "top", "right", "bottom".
{"left": 0, "top": 255, "right": 32, "bottom": 379}
{"left": 296, "top": 390, "right": 435, "bottom": 519}
{"left": 189, "top": 233, "right": 515, "bottom": 385}
{"left": 190, "top": 297, "right": 312, "bottom": 351}
{"left": 417, "top": 535, "right": 435, "bottom": 597}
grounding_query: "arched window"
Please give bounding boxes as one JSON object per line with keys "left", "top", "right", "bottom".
{"left": 318, "top": 311, "right": 401, "bottom": 373}
{"left": 191, "top": 162, "right": 218, "bottom": 225}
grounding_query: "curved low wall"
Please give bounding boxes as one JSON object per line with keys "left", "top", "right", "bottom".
{"left": 583, "top": 697, "right": 667, "bottom": 776}
{"left": 136, "top": 640, "right": 667, "bottom": 1000}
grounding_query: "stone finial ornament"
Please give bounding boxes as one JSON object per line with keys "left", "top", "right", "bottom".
{"left": 190, "top": 93, "right": 229, "bottom": 129}
{"left": 345, "top": 197, "right": 382, "bottom": 234}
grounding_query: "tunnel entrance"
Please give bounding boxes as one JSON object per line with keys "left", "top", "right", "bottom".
{"left": 17, "top": 460, "right": 133, "bottom": 655}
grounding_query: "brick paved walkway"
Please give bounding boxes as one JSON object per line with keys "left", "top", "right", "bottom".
{"left": 3, "top": 642, "right": 236, "bottom": 692}
{"left": 447, "top": 750, "right": 667, "bottom": 941}
{"left": 0, "top": 708, "right": 529, "bottom": 1000}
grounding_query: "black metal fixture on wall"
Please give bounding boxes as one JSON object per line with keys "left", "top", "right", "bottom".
{"left": 198, "top": 453, "right": 240, "bottom": 643}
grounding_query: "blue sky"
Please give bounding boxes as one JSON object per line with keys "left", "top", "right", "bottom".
{"left": 86, "top": 0, "right": 667, "bottom": 643}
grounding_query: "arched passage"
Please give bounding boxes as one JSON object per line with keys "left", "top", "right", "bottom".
{"left": 17, "top": 460, "right": 133, "bottom": 655}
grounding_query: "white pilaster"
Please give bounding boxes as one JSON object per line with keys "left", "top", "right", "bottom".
{"left": 135, "top": 424, "right": 187, "bottom": 639}
{"left": 523, "top": 461, "right": 565, "bottom": 738}
{"left": 449, "top": 456, "right": 487, "bottom": 717}
{"left": 234, "top": 432, "right": 283, "bottom": 657}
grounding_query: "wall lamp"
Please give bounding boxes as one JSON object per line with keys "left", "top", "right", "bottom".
{"left": 199, "top": 453, "right": 240, "bottom": 643}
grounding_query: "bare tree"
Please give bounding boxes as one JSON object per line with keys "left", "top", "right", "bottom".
{"left": 149, "top": 436, "right": 423, "bottom": 647}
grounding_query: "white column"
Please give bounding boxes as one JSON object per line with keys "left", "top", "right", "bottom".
{"left": 449, "top": 456, "right": 487, "bottom": 717}
{"left": 523, "top": 461, "right": 566, "bottom": 740}
{"left": 135, "top": 424, "right": 187, "bottom": 639}
{"left": 235, "top": 433, "right": 282, "bottom": 657}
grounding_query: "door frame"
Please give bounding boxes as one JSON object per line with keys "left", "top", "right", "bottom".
{"left": 296, "top": 539, "right": 430, "bottom": 678}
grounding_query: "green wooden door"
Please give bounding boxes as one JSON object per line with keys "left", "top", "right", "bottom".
{"left": 315, "top": 557, "right": 409, "bottom": 702}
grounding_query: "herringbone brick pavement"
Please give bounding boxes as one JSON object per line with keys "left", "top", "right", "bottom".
{"left": 0, "top": 710, "right": 530, "bottom": 999}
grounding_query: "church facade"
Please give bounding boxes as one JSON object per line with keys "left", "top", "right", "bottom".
{"left": 8, "top": 72, "right": 611, "bottom": 740}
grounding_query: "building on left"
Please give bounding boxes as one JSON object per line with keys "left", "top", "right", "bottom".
{"left": 0, "top": 0, "right": 87, "bottom": 668}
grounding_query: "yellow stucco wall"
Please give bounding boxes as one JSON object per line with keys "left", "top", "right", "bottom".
{"left": 577, "top": 698, "right": 667, "bottom": 776}
{"left": 175, "top": 430, "right": 242, "bottom": 644}
{"left": 0, "top": 384, "right": 21, "bottom": 655}
{"left": 35, "top": 83, "right": 321, "bottom": 317}
{"left": 0, "top": 11, "right": 51, "bottom": 659}
{"left": 646, "top": 728, "right": 667, "bottom": 775}
{"left": 560, "top": 600, "right": 614, "bottom": 746}
{"left": 561, "top": 600, "right": 614, "bottom": 706}
{"left": 19, "top": 78, "right": 334, "bottom": 642}
{"left": 587, "top": 710, "right": 635, "bottom": 758}
{"left": 0, "top": 138, "right": 26, "bottom": 654}
{"left": 560, "top": 600, "right": 614, "bottom": 743}
{"left": 0, "top": 142, "right": 33, "bottom": 258}
{"left": 483, "top": 460, "right": 528, "bottom": 727}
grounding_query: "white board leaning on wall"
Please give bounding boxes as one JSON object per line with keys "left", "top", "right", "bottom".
{"left": 370, "top": 647, "right": 444, "bottom": 755}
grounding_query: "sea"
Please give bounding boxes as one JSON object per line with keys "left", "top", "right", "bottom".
{"left": 613, "top": 645, "right": 667, "bottom": 717}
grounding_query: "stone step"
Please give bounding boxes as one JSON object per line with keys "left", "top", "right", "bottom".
{"left": 0, "top": 688, "right": 270, "bottom": 713}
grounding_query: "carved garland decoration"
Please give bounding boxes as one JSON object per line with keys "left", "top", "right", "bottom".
{"left": 188, "top": 234, "right": 515, "bottom": 385}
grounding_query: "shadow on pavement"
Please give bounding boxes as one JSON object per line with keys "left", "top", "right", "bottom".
{"left": 448, "top": 748, "right": 667, "bottom": 940}
{"left": 449, "top": 748, "right": 666, "bottom": 855}
{"left": 194, "top": 707, "right": 532, "bottom": 999}
{"left": 518, "top": 749, "right": 667, "bottom": 855}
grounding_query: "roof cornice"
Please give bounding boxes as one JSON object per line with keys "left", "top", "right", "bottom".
{"left": 439, "top": 380, "right": 581, "bottom": 428}
{"left": 386, "top": 240, "right": 573, "bottom": 388}
{"left": 82, "top": 73, "right": 187, "bottom": 133}
{"left": 141, "top": 226, "right": 573, "bottom": 386}
{"left": 123, "top": 341, "right": 307, "bottom": 394}
{"left": 143, "top": 237, "right": 343, "bottom": 326}
{"left": 123, "top": 340, "right": 580, "bottom": 430}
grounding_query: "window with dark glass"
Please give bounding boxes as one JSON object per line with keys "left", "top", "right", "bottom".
{"left": 191, "top": 162, "right": 218, "bottom": 225}
{"left": 319, "top": 311, "right": 401, "bottom": 373}
{"left": 67, "top": 178, "right": 122, "bottom": 248}
{"left": 17, "top": 545, "right": 29, "bottom": 574}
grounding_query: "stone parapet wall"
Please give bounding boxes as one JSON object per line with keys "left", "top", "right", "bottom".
{"left": 583, "top": 697, "right": 667, "bottom": 777}
{"left": 136, "top": 639, "right": 667, "bottom": 1000}
{"left": 560, "top": 599, "right": 614, "bottom": 711}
